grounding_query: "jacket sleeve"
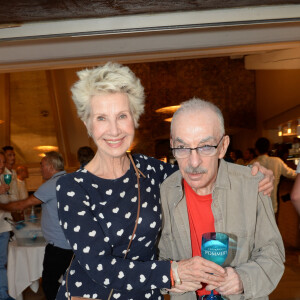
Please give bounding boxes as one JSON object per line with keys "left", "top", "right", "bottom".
{"left": 235, "top": 192, "right": 285, "bottom": 299}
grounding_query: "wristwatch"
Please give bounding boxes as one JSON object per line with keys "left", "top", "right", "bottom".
{"left": 171, "top": 261, "right": 181, "bottom": 285}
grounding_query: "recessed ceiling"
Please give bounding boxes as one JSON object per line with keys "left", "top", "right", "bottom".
{"left": 1, "top": 0, "right": 299, "bottom": 25}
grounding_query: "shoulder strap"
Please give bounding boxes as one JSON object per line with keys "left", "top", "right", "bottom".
{"left": 66, "top": 152, "right": 145, "bottom": 300}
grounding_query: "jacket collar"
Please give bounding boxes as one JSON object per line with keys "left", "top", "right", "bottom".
{"left": 171, "top": 159, "right": 231, "bottom": 206}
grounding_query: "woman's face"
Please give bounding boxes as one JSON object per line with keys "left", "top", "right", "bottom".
{"left": 87, "top": 92, "right": 135, "bottom": 160}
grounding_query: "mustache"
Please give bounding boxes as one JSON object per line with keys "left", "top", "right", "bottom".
{"left": 184, "top": 165, "right": 208, "bottom": 174}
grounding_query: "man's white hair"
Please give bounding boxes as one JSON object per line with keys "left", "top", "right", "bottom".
{"left": 71, "top": 62, "right": 145, "bottom": 129}
{"left": 171, "top": 97, "right": 225, "bottom": 137}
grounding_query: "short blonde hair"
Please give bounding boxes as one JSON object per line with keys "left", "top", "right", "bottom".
{"left": 71, "top": 62, "right": 145, "bottom": 128}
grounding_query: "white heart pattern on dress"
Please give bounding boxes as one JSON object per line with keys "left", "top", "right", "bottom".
{"left": 74, "top": 177, "right": 83, "bottom": 183}
{"left": 104, "top": 278, "right": 110, "bottom": 285}
{"left": 106, "top": 189, "right": 112, "bottom": 195}
{"left": 117, "top": 229, "right": 124, "bottom": 236}
{"left": 89, "top": 230, "right": 96, "bottom": 237}
{"left": 83, "top": 246, "right": 90, "bottom": 253}
{"left": 150, "top": 222, "right": 156, "bottom": 228}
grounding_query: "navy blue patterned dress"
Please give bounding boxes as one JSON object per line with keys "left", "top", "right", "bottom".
{"left": 56, "top": 154, "right": 177, "bottom": 300}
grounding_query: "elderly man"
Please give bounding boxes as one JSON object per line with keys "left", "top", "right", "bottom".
{"left": 158, "top": 98, "right": 285, "bottom": 300}
{"left": 0, "top": 152, "right": 73, "bottom": 300}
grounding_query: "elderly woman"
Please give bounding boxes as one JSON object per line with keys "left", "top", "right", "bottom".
{"left": 56, "top": 62, "right": 274, "bottom": 300}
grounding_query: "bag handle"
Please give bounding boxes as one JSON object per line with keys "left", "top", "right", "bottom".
{"left": 66, "top": 153, "right": 145, "bottom": 300}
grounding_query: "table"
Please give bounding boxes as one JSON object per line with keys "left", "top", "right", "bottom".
{"left": 7, "top": 240, "right": 45, "bottom": 300}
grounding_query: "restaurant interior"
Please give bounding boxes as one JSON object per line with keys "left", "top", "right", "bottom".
{"left": 0, "top": 1, "right": 300, "bottom": 299}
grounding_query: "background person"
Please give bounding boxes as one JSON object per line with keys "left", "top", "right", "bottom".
{"left": 291, "top": 162, "right": 300, "bottom": 217}
{"left": 77, "top": 146, "right": 95, "bottom": 167}
{"left": 243, "top": 148, "right": 256, "bottom": 165}
{"left": 0, "top": 151, "right": 15, "bottom": 300}
{"left": 251, "top": 137, "right": 296, "bottom": 214}
{"left": 159, "top": 98, "right": 285, "bottom": 300}
{"left": 56, "top": 62, "right": 275, "bottom": 300}
{"left": 2, "top": 146, "right": 18, "bottom": 202}
{"left": 0, "top": 152, "right": 73, "bottom": 300}
{"left": 16, "top": 165, "right": 29, "bottom": 200}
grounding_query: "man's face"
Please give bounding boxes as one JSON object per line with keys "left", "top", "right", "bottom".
{"left": 5, "top": 149, "right": 16, "bottom": 168}
{"left": 171, "top": 109, "right": 229, "bottom": 195}
{"left": 40, "top": 157, "right": 53, "bottom": 180}
{"left": 0, "top": 153, "right": 6, "bottom": 175}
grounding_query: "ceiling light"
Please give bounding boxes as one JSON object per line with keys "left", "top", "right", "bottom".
{"left": 34, "top": 145, "right": 58, "bottom": 152}
{"left": 0, "top": 120, "right": 4, "bottom": 125}
{"left": 297, "top": 119, "right": 300, "bottom": 138}
{"left": 155, "top": 105, "right": 180, "bottom": 114}
{"left": 278, "top": 126, "right": 282, "bottom": 137}
{"left": 287, "top": 122, "right": 292, "bottom": 134}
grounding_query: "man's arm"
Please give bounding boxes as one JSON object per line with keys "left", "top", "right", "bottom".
{"left": 228, "top": 193, "right": 284, "bottom": 299}
{"left": 291, "top": 173, "right": 300, "bottom": 216}
{"left": 0, "top": 194, "right": 42, "bottom": 211}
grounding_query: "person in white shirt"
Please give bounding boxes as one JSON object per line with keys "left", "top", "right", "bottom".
{"left": 0, "top": 151, "right": 15, "bottom": 300}
{"left": 2, "top": 146, "right": 18, "bottom": 202}
{"left": 16, "top": 165, "right": 29, "bottom": 200}
{"left": 252, "top": 137, "right": 296, "bottom": 214}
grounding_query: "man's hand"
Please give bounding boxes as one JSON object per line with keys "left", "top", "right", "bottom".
{"left": 206, "top": 267, "right": 243, "bottom": 296}
{"left": 177, "top": 256, "right": 226, "bottom": 286}
{"left": 0, "top": 183, "right": 9, "bottom": 195}
{"left": 251, "top": 162, "right": 274, "bottom": 196}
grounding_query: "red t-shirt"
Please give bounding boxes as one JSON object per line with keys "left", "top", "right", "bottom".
{"left": 184, "top": 179, "right": 215, "bottom": 296}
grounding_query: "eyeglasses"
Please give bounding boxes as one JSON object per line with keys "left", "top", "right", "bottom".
{"left": 171, "top": 135, "right": 224, "bottom": 159}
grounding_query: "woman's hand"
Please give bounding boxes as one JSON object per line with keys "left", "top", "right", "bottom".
{"left": 167, "top": 281, "right": 202, "bottom": 293}
{"left": 177, "top": 256, "right": 226, "bottom": 286}
{"left": 251, "top": 162, "right": 274, "bottom": 196}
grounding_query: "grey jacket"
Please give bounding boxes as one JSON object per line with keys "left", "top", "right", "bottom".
{"left": 158, "top": 159, "right": 285, "bottom": 300}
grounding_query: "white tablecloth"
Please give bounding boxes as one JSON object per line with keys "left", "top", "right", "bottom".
{"left": 7, "top": 240, "right": 45, "bottom": 300}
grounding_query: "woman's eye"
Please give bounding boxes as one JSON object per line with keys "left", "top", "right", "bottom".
{"left": 119, "top": 114, "right": 127, "bottom": 119}
{"left": 96, "top": 116, "right": 105, "bottom": 121}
